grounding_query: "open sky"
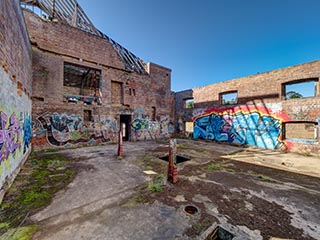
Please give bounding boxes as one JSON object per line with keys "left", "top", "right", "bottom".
{"left": 77, "top": 0, "right": 320, "bottom": 92}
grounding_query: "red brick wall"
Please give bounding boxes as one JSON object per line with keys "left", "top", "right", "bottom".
{"left": 175, "top": 61, "right": 320, "bottom": 156}
{"left": 0, "top": 0, "right": 32, "bottom": 198}
{"left": 23, "top": 10, "right": 173, "bottom": 149}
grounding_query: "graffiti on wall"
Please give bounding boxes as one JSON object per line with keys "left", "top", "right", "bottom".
{"left": 193, "top": 106, "right": 289, "bottom": 150}
{"left": 0, "top": 112, "right": 21, "bottom": 163}
{"left": 33, "top": 112, "right": 111, "bottom": 147}
{"left": 130, "top": 108, "right": 172, "bottom": 140}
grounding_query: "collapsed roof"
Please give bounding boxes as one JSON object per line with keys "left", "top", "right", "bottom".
{"left": 20, "top": 0, "right": 147, "bottom": 74}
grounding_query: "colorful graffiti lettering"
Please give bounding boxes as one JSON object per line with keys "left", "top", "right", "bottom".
{"left": 35, "top": 112, "right": 108, "bottom": 146}
{"left": 194, "top": 107, "right": 287, "bottom": 150}
{"left": 0, "top": 112, "right": 21, "bottom": 162}
{"left": 131, "top": 119, "right": 149, "bottom": 130}
{"left": 23, "top": 115, "right": 32, "bottom": 153}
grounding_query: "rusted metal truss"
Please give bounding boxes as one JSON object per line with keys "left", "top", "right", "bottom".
{"left": 20, "top": 0, "right": 147, "bottom": 74}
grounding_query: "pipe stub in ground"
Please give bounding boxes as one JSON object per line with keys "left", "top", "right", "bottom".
{"left": 184, "top": 205, "right": 199, "bottom": 215}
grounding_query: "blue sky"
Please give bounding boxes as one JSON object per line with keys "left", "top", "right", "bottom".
{"left": 77, "top": 0, "right": 320, "bottom": 92}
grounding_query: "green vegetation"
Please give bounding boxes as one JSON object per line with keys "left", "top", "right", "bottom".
{"left": 0, "top": 225, "right": 38, "bottom": 240}
{"left": 0, "top": 152, "right": 78, "bottom": 237}
{"left": 256, "top": 174, "right": 274, "bottom": 182}
{"left": 207, "top": 162, "right": 223, "bottom": 170}
{"left": 148, "top": 183, "right": 163, "bottom": 192}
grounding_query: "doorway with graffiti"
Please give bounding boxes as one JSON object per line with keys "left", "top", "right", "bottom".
{"left": 120, "top": 115, "right": 131, "bottom": 141}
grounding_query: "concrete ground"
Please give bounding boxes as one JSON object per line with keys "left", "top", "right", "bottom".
{"left": 29, "top": 139, "right": 320, "bottom": 240}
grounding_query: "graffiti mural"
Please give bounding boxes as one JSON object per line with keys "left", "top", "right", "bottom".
{"left": 0, "top": 66, "right": 32, "bottom": 190}
{"left": 0, "top": 112, "right": 21, "bottom": 162}
{"left": 193, "top": 106, "right": 289, "bottom": 150}
{"left": 130, "top": 108, "right": 172, "bottom": 140}
{"left": 34, "top": 112, "right": 111, "bottom": 147}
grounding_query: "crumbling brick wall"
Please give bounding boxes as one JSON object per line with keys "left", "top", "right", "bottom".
{"left": 0, "top": 0, "right": 32, "bottom": 199}
{"left": 175, "top": 61, "right": 320, "bottom": 156}
{"left": 23, "top": 10, "right": 173, "bottom": 149}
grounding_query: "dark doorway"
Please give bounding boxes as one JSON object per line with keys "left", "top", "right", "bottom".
{"left": 120, "top": 115, "right": 131, "bottom": 141}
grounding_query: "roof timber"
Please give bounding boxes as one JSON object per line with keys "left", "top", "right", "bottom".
{"left": 20, "top": 0, "right": 147, "bottom": 74}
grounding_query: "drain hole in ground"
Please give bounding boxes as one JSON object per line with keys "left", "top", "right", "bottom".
{"left": 205, "top": 226, "right": 234, "bottom": 240}
{"left": 159, "top": 155, "right": 190, "bottom": 164}
{"left": 184, "top": 205, "right": 198, "bottom": 215}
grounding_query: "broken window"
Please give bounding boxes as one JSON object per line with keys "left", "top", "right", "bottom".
{"left": 64, "top": 63, "right": 101, "bottom": 90}
{"left": 220, "top": 91, "right": 238, "bottom": 105}
{"left": 283, "top": 79, "right": 318, "bottom": 100}
{"left": 111, "top": 81, "right": 123, "bottom": 104}
{"left": 185, "top": 98, "right": 194, "bottom": 109}
{"left": 284, "top": 122, "right": 317, "bottom": 140}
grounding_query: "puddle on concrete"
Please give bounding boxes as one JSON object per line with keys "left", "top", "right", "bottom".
{"left": 159, "top": 155, "right": 191, "bottom": 164}
{"left": 205, "top": 226, "right": 234, "bottom": 240}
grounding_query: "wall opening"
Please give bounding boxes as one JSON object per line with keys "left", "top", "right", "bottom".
{"left": 83, "top": 110, "right": 93, "bottom": 122}
{"left": 282, "top": 79, "right": 318, "bottom": 100}
{"left": 151, "top": 106, "right": 156, "bottom": 121}
{"left": 219, "top": 91, "right": 238, "bottom": 105}
{"left": 120, "top": 115, "right": 131, "bottom": 141}
{"left": 185, "top": 121, "right": 193, "bottom": 132}
{"left": 185, "top": 98, "right": 194, "bottom": 109}
{"left": 63, "top": 63, "right": 101, "bottom": 94}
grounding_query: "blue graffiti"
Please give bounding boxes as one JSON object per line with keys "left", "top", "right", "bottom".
{"left": 194, "top": 112, "right": 284, "bottom": 149}
{"left": 131, "top": 119, "right": 149, "bottom": 130}
{"left": 23, "top": 115, "right": 32, "bottom": 153}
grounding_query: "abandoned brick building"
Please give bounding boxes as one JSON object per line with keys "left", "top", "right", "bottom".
{"left": 175, "top": 61, "right": 320, "bottom": 156}
{"left": 0, "top": 0, "right": 319, "bottom": 198}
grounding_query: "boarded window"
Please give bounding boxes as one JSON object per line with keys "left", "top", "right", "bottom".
{"left": 185, "top": 122, "right": 194, "bottom": 132}
{"left": 285, "top": 122, "right": 317, "bottom": 139}
{"left": 220, "top": 91, "right": 238, "bottom": 105}
{"left": 111, "top": 81, "right": 123, "bottom": 104}
{"left": 185, "top": 98, "right": 194, "bottom": 108}
{"left": 283, "top": 79, "right": 318, "bottom": 100}
{"left": 64, "top": 63, "right": 101, "bottom": 89}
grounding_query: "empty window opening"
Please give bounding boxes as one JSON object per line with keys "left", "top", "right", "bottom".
{"left": 111, "top": 81, "right": 124, "bottom": 104}
{"left": 132, "top": 89, "right": 136, "bottom": 96}
{"left": 151, "top": 106, "right": 156, "bottom": 121}
{"left": 220, "top": 91, "right": 238, "bottom": 105}
{"left": 64, "top": 63, "right": 101, "bottom": 93}
{"left": 185, "top": 98, "right": 194, "bottom": 108}
{"left": 129, "top": 88, "right": 132, "bottom": 96}
{"left": 284, "top": 122, "right": 317, "bottom": 140}
{"left": 83, "top": 110, "right": 93, "bottom": 122}
{"left": 283, "top": 79, "right": 318, "bottom": 100}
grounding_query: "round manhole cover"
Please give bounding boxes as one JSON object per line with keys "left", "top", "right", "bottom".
{"left": 184, "top": 205, "right": 198, "bottom": 215}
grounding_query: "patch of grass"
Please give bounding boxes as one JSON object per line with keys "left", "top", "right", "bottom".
{"left": 0, "top": 152, "right": 78, "bottom": 236}
{"left": 0, "top": 225, "right": 38, "bottom": 240}
{"left": 148, "top": 183, "right": 163, "bottom": 192}
{"left": 156, "top": 174, "right": 164, "bottom": 181}
{"left": 256, "top": 174, "right": 274, "bottom": 182}
{"left": 226, "top": 168, "right": 235, "bottom": 173}
{"left": 207, "top": 163, "right": 223, "bottom": 170}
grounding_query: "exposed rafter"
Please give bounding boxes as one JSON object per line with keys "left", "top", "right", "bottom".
{"left": 20, "top": 0, "right": 147, "bottom": 74}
